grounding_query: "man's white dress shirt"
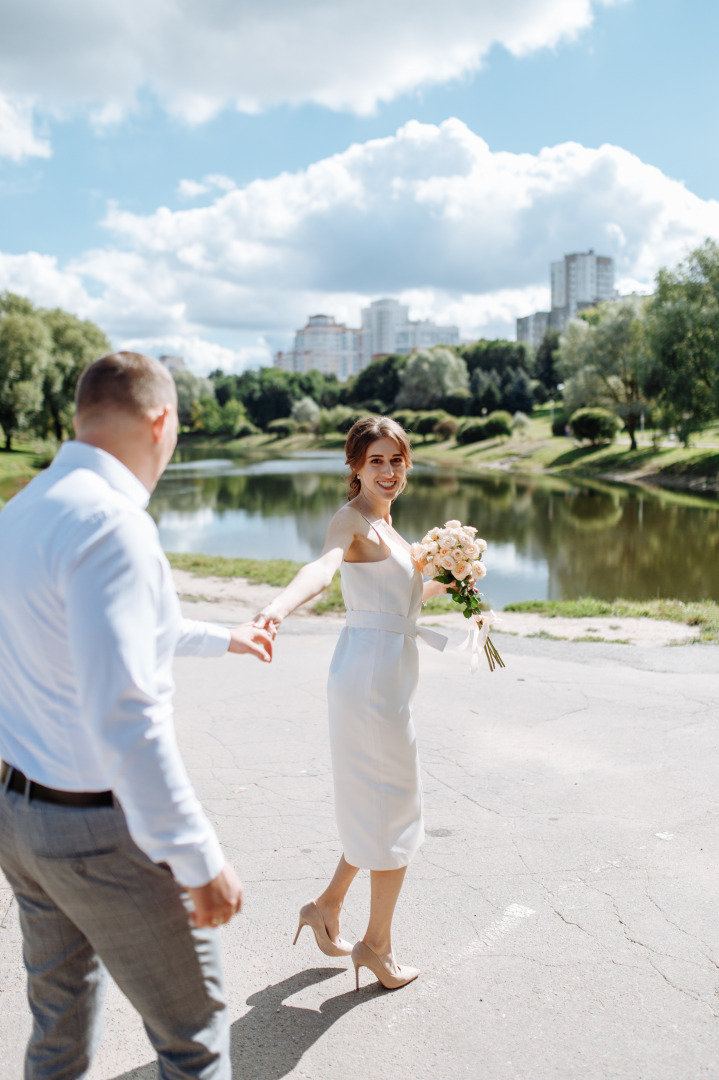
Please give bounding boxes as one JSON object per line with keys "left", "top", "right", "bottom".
{"left": 0, "top": 441, "right": 231, "bottom": 887}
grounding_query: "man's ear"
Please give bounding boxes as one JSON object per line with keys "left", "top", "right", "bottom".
{"left": 150, "top": 405, "right": 171, "bottom": 444}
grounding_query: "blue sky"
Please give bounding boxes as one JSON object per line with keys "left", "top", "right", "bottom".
{"left": 1, "top": 0, "right": 717, "bottom": 372}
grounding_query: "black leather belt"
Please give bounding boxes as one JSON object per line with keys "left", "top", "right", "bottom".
{"left": 0, "top": 762, "right": 113, "bottom": 807}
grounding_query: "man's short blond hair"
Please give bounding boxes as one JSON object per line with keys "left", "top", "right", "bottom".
{"left": 75, "top": 352, "right": 177, "bottom": 420}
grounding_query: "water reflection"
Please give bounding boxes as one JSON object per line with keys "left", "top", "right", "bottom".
{"left": 149, "top": 448, "right": 719, "bottom": 606}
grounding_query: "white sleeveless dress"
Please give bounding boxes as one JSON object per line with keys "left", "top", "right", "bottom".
{"left": 326, "top": 522, "right": 427, "bottom": 871}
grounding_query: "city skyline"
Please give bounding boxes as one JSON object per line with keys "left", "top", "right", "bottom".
{"left": 517, "top": 250, "right": 617, "bottom": 348}
{"left": 275, "top": 299, "right": 460, "bottom": 379}
{"left": 1, "top": 0, "right": 718, "bottom": 373}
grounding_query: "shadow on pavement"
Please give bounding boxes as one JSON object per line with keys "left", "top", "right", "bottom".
{"left": 110, "top": 965, "right": 381, "bottom": 1080}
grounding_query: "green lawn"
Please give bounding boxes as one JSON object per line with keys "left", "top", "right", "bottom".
{"left": 411, "top": 412, "right": 719, "bottom": 488}
{"left": 167, "top": 552, "right": 345, "bottom": 613}
{"left": 169, "top": 553, "right": 719, "bottom": 642}
{"left": 505, "top": 597, "right": 719, "bottom": 643}
{"left": 0, "top": 443, "right": 47, "bottom": 506}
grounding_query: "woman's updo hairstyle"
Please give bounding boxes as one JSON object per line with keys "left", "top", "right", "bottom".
{"left": 345, "top": 416, "right": 412, "bottom": 502}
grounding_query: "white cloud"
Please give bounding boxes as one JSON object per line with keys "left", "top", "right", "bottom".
{"left": 0, "top": 251, "right": 89, "bottom": 309}
{"left": 96, "top": 119, "right": 719, "bottom": 326}
{"left": 177, "top": 175, "right": 236, "bottom": 200}
{"left": 0, "top": 95, "right": 50, "bottom": 161}
{"left": 178, "top": 179, "right": 210, "bottom": 200}
{"left": 2, "top": 118, "right": 719, "bottom": 368}
{"left": 117, "top": 335, "right": 271, "bottom": 376}
{"left": 0, "top": 0, "right": 617, "bottom": 128}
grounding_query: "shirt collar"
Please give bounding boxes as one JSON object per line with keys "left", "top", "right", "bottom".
{"left": 53, "top": 441, "right": 152, "bottom": 509}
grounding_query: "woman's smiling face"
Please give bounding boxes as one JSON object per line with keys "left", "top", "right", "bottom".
{"left": 356, "top": 437, "right": 408, "bottom": 502}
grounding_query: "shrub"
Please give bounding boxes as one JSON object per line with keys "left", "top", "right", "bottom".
{"left": 359, "top": 398, "right": 387, "bottom": 415}
{"left": 415, "top": 410, "right": 450, "bottom": 440}
{"left": 456, "top": 418, "right": 489, "bottom": 445}
{"left": 336, "top": 410, "right": 366, "bottom": 434}
{"left": 434, "top": 416, "right": 459, "bottom": 440}
{"left": 569, "top": 407, "right": 620, "bottom": 445}
{"left": 231, "top": 417, "right": 260, "bottom": 439}
{"left": 266, "top": 417, "right": 298, "bottom": 438}
{"left": 551, "top": 411, "right": 570, "bottom": 437}
{"left": 391, "top": 409, "right": 421, "bottom": 434}
{"left": 318, "top": 405, "right": 352, "bottom": 434}
{"left": 511, "top": 411, "right": 531, "bottom": 437}
{"left": 482, "top": 410, "right": 512, "bottom": 438}
{"left": 443, "top": 388, "right": 473, "bottom": 416}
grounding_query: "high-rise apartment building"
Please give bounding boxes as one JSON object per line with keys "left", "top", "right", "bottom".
{"left": 274, "top": 315, "right": 363, "bottom": 380}
{"left": 517, "top": 250, "right": 615, "bottom": 346}
{"left": 361, "top": 298, "right": 459, "bottom": 365}
{"left": 550, "top": 251, "right": 615, "bottom": 319}
{"left": 275, "top": 299, "right": 461, "bottom": 377}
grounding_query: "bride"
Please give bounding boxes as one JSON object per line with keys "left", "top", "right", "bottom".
{"left": 253, "top": 416, "right": 447, "bottom": 990}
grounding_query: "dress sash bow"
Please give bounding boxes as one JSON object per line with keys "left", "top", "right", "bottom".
{"left": 344, "top": 609, "right": 447, "bottom": 652}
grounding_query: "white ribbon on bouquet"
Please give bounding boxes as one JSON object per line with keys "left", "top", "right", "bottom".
{"left": 459, "top": 609, "right": 498, "bottom": 673}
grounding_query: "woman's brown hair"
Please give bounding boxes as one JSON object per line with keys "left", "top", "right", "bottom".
{"left": 345, "top": 416, "right": 412, "bottom": 501}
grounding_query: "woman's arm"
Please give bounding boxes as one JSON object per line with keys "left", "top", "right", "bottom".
{"left": 422, "top": 578, "right": 450, "bottom": 601}
{"left": 253, "top": 508, "right": 363, "bottom": 627}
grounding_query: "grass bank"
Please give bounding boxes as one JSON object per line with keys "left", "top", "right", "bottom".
{"left": 167, "top": 551, "right": 345, "bottom": 613}
{"left": 505, "top": 597, "right": 719, "bottom": 643}
{"left": 0, "top": 444, "right": 49, "bottom": 506}
{"left": 411, "top": 407, "right": 719, "bottom": 492}
{"left": 167, "top": 551, "right": 458, "bottom": 617}
{"left": 169, "top": 553, "right": 718, "bottom": 641}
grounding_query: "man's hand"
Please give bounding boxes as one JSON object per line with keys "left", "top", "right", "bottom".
{"left": 186, "top": 863, "right": 243, "bottom": 929}
{"left": 227, "top": 622, "right": 273, "bottom": 662}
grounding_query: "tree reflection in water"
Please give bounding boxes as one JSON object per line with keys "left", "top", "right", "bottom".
{"left": 149, "top": 449, "right": 719, "bottom": 605}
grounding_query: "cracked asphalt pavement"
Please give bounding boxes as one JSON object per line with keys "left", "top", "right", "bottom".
{"left": 0, "top": 620, "right": 717, "bottom": 1079}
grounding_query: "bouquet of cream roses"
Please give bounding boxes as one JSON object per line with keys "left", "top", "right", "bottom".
{"left": 411, "top": 519, "right": 504, "bottom": 673}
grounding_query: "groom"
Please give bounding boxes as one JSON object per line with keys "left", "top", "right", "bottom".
{"left": 0, "top": 352, "right": 273, "bottom": 1079}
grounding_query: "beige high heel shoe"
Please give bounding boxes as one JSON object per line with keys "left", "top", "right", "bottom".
{"left": 293, "top": 900, "right": 353, "bottom": 958}
{"left": 351, "top": 941, "right": 420, "bottom": 990}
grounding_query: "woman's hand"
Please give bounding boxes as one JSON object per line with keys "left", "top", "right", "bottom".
{"left": 251, "top": 608, "right": 282, "bottom": 636}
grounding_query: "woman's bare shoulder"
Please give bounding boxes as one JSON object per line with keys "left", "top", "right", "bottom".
{"left": 326, "top": 503, "right": 372, "bottom": 540}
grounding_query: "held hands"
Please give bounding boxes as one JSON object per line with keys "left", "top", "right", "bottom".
{"left": 251, "top": 608, "right": 282, "bottom": 639}
{"left": 186, "top": 862, "right": 243, "bottom": 929}
{"left": 228, "top": 622, "right": 274, "bottom": 662}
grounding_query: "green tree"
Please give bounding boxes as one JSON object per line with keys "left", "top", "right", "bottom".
{"left": 557, "top": 299, "right": 649, "bottom": 450}
{"left": 501, "top": 367, "right": 534, "bottom": 415}
{"left": 534, "top": 329, "right": 561, "bottom": 396}
{"left": 174, "top": 369, "right": 214, "bottom": 427}
{"left": 242, "top": 368, "right": 301, "bottom": 429}
{"left": 395, "top": 348, "right": 469, "bottom": 410}
{"left": 39, "top": 309, "right": 111, "bottom": 440}
{"left": 461, "top": 339, "right": 533, "bottom": 380}
{"left": 645, "top": 239, "right": 719, "bottom": 445}
{"left": 0, "top": 310, "right": 52, "bottom": 450}
{"left": 349, "top": 353, "right": 407, "bottom": 410}
{"left": 470, "top": 368, "right": 502, "bottom": 414}
{"left": 291, "top": 396, "right": 321, "bottom": 426}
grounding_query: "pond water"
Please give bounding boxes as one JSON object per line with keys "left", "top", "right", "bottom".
{"left": 149, "top": 447, "right": 719, "bottom": 609}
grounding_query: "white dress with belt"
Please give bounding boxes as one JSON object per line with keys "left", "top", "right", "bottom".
{"left": 327, "top": 520, "right": 444, "bottom": 871}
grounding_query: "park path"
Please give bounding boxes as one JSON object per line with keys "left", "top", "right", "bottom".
{"left": 1, "top": 622, "right": 717, "bottom": 1080}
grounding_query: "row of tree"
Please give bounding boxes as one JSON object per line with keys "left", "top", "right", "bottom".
{"left": 2, "top": 239, "right": 718, "bottom": 449}
{"left": 176, "top": 340, "right": 538, "bottom": 438}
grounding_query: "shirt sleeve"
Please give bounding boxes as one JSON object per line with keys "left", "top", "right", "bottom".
{"left": 176, "top": 618, "right": 231, "bottom": 657}
{"left": 64, "top": 512, "right": 225, "bottom": 888}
